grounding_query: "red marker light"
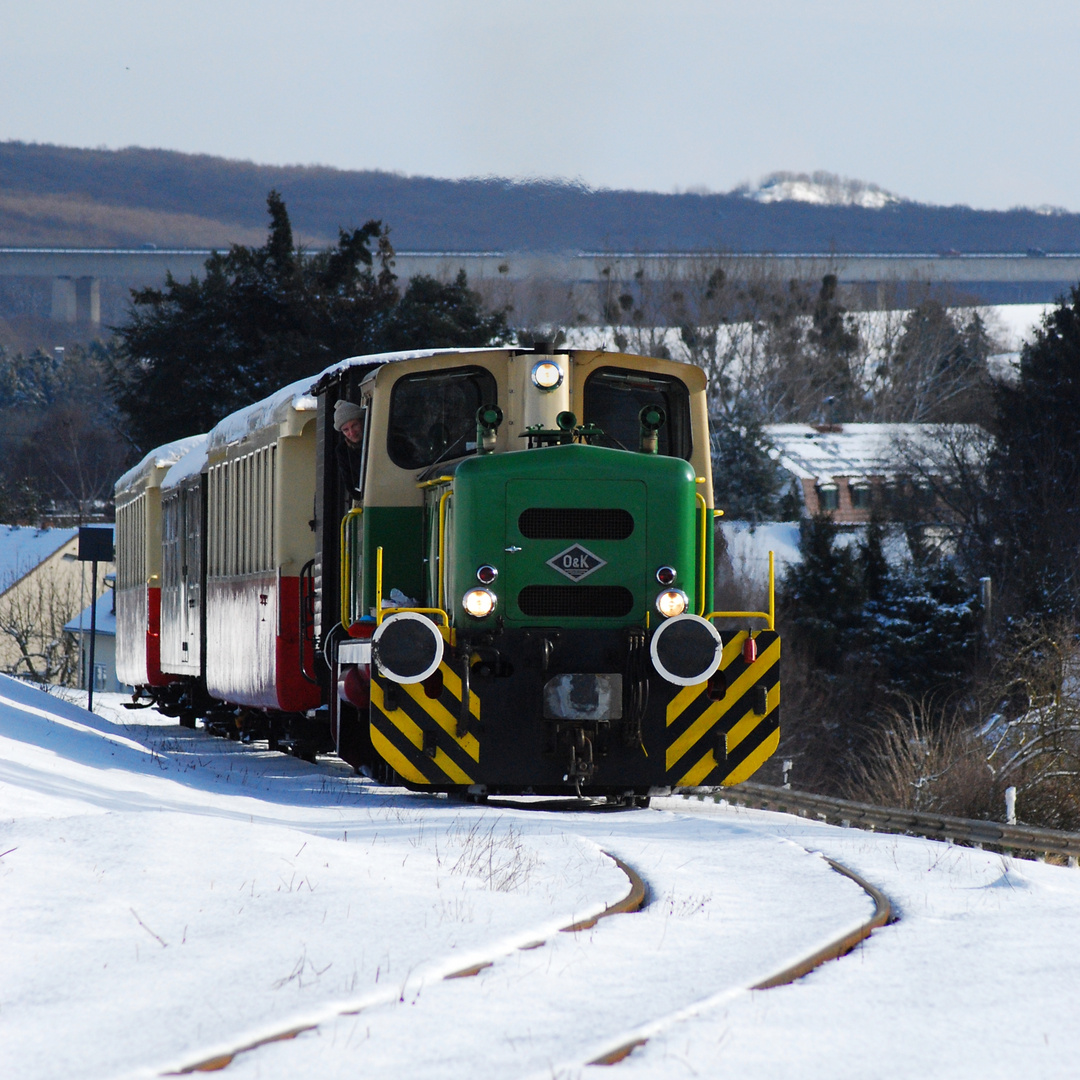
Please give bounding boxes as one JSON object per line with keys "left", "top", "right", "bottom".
{"left": 656, "top": 566, "right": 676, "bottom": 585}
{"left": 743, "top": 637, "right": 758, "bottom": 663}
{"left": 476, "top": 565, "right": 498, "bottom": 585}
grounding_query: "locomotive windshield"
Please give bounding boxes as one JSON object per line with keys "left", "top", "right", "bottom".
{"left": 387, "top": 366, "right": 498, "bottom": 469}
{"left": 582, "top": 367, "right": 692, "bottom": 459}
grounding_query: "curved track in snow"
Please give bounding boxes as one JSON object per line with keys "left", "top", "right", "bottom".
{"left": 172, "top": 853, "right": 651, "bottom": 1074}
{"left": 162, "top": 805, "right": 891, "bottom": 1079}
{"left": 585, "top": 855, "right": 893, "bottom": 1069}
{"left": 9, "top": 685, "right": 1080, "bottom": 1080}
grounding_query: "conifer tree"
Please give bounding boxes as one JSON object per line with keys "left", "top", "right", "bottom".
{"left": 981, "top": 286, "right": 1080, "bottom": 615}
{"left": 111, "top": 192, "right": 508, "bottom": 448}
{"left": 710, "top": 401, "right": 801, "bottom": 521}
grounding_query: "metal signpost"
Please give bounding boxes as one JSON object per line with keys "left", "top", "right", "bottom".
{"left": 77, "top": 526, "right": 114, "bottom": 713}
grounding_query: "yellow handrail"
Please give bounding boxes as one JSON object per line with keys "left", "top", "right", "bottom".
{"left": 695, "top": 492, "right": 708, "bottom": 616}
{"left": 437, "top": 488, "right": 453, "bottom": 612}
{"left": 375, "top": 545, "right": 384, "bottom": 625}
{"left": 769, "top": 549, "right": 775, "bottom": 629}
{"left": 380, "top": 606, "right": 450, "bottom": 626}
{"left": 339, "top": 507, "right": 363, "bottom": 627}
{"left": 704, "top": 551, "right": 776, "bottom": 631}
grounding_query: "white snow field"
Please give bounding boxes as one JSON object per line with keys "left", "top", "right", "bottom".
{"left": 1, "top": 675, "right": 1078, "bottom": 1079}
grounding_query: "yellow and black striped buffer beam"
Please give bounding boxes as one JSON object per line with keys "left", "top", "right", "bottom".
{"left": 370, "top": 661, "right": 480, "bottom": 787}
{"left": 665, "top": 629, "right": 780, "bottom": 788}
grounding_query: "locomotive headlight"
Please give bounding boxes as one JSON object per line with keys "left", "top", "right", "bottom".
{"left": 462, "top": 588, "right": 497, "bottom": 618}
{"left": 531, "top": 360, "right": 563, "bottom": 392}
{"left": 656, "top": 589, "right": 689, "bottom": 619}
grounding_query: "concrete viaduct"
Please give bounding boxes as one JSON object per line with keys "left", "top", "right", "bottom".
{"left": 2, "top": 247, "right": 1079, "bottom": 325}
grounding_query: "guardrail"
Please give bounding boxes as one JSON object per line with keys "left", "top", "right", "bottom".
{"left": 686, "top": 781, "right": 1080, "bottom": 861}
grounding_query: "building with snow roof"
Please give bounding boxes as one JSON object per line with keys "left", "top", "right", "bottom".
{"left": 64, "top": 588, "right": 128, "bottom": 693}
{"left": 0, "top": 524, "right": 114, "bottom": 684}
{"left": 764, "top": 423, "right": 970, "bottom": 523}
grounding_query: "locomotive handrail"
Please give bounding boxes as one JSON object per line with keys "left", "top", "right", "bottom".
{"left": 372, "top": 538, "right": 450, "bottom": 627}
{"left": 705, "top": 551, "right": 776, "bottom": 630}
{"left": 416, "top": 474, "right": 455, "bottom": 489}
{"left": 371, "top": 531, "right": 450, "bottom": 630}
{"left": 375, "top": 544, "right": 384, "bottom": 625}
{"left": 380, "top": 607, "right": 450, "bottom": 626}
{"left": 438, "top": 487, "right": 453, "bottom": 612}
{"left": 339, "top": 508, "right": 363, "bottom": 628}
{"left": 695, "top": 492, "right": 708, "bottom": 616}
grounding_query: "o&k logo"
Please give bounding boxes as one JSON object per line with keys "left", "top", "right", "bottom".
{"left": 546, "top": 544, "right": 607, "bottom": 582}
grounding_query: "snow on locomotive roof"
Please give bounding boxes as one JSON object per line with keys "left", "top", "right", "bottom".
{"left": 161, "top": 436, "right": 209, "bottom": 490}
{"left": 206, "top": 348, "right": 511, "bottom": 450}
{"left": 115, "top": 434, "right": 209, "bottom": 493}
{"left": 308, "top": 346, "right": 508, "bottom": 391}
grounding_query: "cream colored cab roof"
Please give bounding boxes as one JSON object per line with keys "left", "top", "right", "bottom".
{"left": 357, "top": 348, "right": 710, "bottom": 507}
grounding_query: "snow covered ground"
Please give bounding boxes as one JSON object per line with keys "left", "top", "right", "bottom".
{"left": 2, "top": 675, "right": 1078, "bottom": 1078}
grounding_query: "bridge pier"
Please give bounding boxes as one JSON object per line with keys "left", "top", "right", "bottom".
{"left": 50, "top": 275, "right": 100, "bottom": 324}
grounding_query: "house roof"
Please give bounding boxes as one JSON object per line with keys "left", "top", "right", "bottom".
{"left": 764, "top": 423, "right": 974, "bottom": 484}
{"left": 64, "top": 591, "right": 116, "bottom": 637}
{"left": 0, "top": 525, "right": 78, "bottom": 593}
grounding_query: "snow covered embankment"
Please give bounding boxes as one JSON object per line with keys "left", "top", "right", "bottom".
{"left": 0, "top": 677, "right": 626, "bottom": 1079}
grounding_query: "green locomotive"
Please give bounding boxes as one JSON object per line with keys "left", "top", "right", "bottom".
{"left": 320, "top": 345, "right": 779, "bottom": 799}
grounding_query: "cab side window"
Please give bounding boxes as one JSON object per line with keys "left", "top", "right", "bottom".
{"left": 387, "top": 366, "right": 498, "bottom": 469}
{"left": 582, "top": 367, "right": 692, "bottom": 459}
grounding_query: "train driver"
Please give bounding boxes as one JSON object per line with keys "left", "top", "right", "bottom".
{"left": 334, "top": 399, "right": 365, "bottom": 501}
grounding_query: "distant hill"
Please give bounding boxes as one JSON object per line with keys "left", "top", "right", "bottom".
{"left": 3, "top": 141, "right": 1080, "bottom": 254}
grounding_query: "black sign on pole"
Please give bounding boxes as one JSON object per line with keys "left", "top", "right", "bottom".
{"left": 77, "top": 526, "right": 115, "bottom": 713}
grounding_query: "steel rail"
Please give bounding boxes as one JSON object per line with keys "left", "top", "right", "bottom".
{"left": 587, "top": 855, "right": 893, "bottom": 1066}
{"left": 165, "top": 851, "right": 646, "bottom": 1074}
{"left": 700, "top": 781, "right": 1080, "bottom": 860}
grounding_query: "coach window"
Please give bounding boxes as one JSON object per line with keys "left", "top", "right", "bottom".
{"left": 582, "top": 367, "right": 692, "bottom": 460}
{"left": 387, "top": 366, "right": 498, "bottom": 470}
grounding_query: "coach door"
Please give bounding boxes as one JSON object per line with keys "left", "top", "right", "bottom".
{"left": 178, "top": 481, "right": 203, "bottom": 667}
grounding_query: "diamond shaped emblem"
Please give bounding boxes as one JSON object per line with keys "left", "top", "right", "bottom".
{"left": 547, "top": 543, "right": 607, "bottom": 582}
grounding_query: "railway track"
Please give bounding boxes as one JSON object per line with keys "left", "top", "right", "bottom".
{"left": 165, "top": 811, "right": 891, "bottom": 1078}
{"left": 585, "top": 856, "right": 892, "bottom": 1069}
{"left": 169, "top": 852, "right": 649, "bottom": 1074}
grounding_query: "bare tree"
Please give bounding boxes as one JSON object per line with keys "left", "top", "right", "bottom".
{"left": 870, "top": 300, "right": 995, "bottom": 422}
{"left": 979, "top": 620, "right": 1080, "bottom": 830}
{"left": 0, "top": 570, "right": 82, "bottom": 685}
{"left": 847, "top": 696, "right": 997, "bottom": 818}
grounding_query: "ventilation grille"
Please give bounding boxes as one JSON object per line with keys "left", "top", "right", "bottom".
{"left": 518, "top": 508, "right": 634, "bottom": 540}
{"left": 518, "top": 585, "right": 634, "bottom": 618}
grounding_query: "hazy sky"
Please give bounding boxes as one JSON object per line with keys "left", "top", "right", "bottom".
{"left": 4, "top": 1, "right": 1080, "bottom": 209}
